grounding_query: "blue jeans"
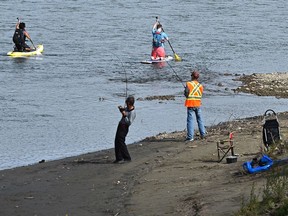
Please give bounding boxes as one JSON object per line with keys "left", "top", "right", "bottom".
{"left": 187, "top": 107, "right": 206, "bottom": 140}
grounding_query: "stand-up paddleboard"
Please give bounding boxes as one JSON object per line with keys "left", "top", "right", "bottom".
{"left": 7, "top": 44, "right": 44, "bottom": 57}
{"left": 141, "top": 56, "right": 173, "bottom": 64}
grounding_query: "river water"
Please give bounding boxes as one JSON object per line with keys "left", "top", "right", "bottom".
{"left": 0, "top": 0, "right": 287, "bottom": 170}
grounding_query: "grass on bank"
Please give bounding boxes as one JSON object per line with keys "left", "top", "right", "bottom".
{"left": 236, "top": 142, "right": 288, "bottom": 216}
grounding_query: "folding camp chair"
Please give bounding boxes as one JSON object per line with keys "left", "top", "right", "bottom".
{"left": 262, "top": 109, "right": 281, "bottom": 149}
{"left": 217, "top": 132, "right": 235, "bottom": 163}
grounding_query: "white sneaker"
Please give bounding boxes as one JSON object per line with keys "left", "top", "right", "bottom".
{"left": 185, "top": 138, "right": 194, "bottom": 142}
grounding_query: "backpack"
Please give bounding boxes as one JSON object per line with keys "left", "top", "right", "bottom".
{"left": 13, "top": 29, "right": 25, "bottom": 45}
{"left": 153, "top": 32, "right": 163, "bottom": 47}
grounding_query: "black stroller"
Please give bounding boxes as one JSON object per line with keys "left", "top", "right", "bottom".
{"left": 262, "top": 109, "right": 281, "bottom": 149}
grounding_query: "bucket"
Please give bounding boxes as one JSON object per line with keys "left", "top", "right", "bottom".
{"left": 226, "top": 156, "right": 237, "bottom": 164}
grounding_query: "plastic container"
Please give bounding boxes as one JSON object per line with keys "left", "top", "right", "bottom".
{"left": 226, "top": 156, "right": 238, "bottom": 164}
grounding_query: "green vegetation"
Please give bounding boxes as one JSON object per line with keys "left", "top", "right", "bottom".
{"left": 236, "top": 139, "right": 288, "bottom": 216}
{"left": 236, "top": 166, "right": 288, "bottom": 216}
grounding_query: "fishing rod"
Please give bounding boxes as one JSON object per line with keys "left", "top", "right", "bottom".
{"left": 166, "top": 61, "right": 185, "bottom": 88}
{"left": 116, "top": 55, "right": 128, "bottom": 99}
{"left": 109, "top": 52, "right": 130, "bottom": 107}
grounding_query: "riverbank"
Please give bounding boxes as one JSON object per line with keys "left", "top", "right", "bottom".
{"left": 0, "top": 72, "right": 288, "bottom": 216}
{"left": 0, "top": 109, "right": 287, "bottom": 215}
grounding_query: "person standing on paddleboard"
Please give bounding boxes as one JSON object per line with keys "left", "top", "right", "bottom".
{"left": 151, "top": 20, "right": 168, "bottom": 60}
{"left": 13, "top": 18, "right": 32, "bottom": 52}
{"left": 113, "top": 96, "right": 136, "bottom": 164}
{"left": 184, "top": 70, "right": 206, "bottom": 142}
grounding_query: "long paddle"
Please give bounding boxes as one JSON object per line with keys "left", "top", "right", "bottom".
{"left": 156, "top": 17, "right": 182, "bottom": 61}
{"left": 29, "top": 38, "right": 37, "bottom": 50}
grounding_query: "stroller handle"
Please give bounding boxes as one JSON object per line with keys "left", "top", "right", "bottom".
{"left": 264, "top": 109, "right": 276, "bottom": 116}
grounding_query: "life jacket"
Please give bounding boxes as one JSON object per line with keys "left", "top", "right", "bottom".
{"left": 152, "top": 31, "right": 163, "bottom": 47}
{"left": 13, "top": 29, "right": 25, "bottom": 45}
{"left": 185, "top": 81, "right": 203, "bottom": 107}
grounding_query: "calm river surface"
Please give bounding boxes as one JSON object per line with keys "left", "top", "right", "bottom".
{"left": 0, "top": 0, "right": 287, "bottom": 170}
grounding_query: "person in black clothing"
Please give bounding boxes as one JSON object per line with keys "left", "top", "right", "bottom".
{"left": 13, "top": 19, "right": 32, "bottom": 52}
{"left": 113, "top": 96, "right": 136, "bottom": 164}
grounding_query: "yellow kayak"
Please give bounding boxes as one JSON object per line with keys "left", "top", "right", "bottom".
{"left": 7, "top": 44, "right": 44, "bottom": 57}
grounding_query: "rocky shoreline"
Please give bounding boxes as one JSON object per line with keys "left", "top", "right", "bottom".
{"left": 234, "top": 72, "right": 288, "bottom": 98}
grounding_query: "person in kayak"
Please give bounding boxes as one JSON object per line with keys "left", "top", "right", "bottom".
{"left": 13, "top": 19, "right": 32, "bottom": 52}
{"left": 151, "top": 21, "right": 169, "bottom": 60}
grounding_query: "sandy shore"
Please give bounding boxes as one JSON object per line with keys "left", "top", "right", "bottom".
{"left": 0, "top": 72, "right": 287, "bottom": 216}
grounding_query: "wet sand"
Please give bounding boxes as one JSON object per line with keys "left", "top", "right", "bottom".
{"left": 0, "top": 72, "right": 287, "bottom": 216}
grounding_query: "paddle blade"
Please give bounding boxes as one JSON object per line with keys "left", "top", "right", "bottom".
{"left": 174, "top": 53, "right": 182, "bottom": 61}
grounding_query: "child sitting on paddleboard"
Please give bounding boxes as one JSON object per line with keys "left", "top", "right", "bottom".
{"left": 13, "top": 18, "right": 32, "bottom": 52}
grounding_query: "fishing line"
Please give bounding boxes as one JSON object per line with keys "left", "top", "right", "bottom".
{"left": 109, "top": 52, "right": 131, "bottom": 101}
{"left": 166, "top": 62, "right": 185, "bottom": 88}
{"left": 116, "top": 55, "right": 128, "bottom": 98}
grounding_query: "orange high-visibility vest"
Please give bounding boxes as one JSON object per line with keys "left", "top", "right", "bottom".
{"left": 185, "top": 81, "right": 203, "bottom": 107}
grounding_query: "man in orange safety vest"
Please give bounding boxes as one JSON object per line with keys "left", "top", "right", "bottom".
{"left": 184, "top": 70, "right": 206, "bottom": 141}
